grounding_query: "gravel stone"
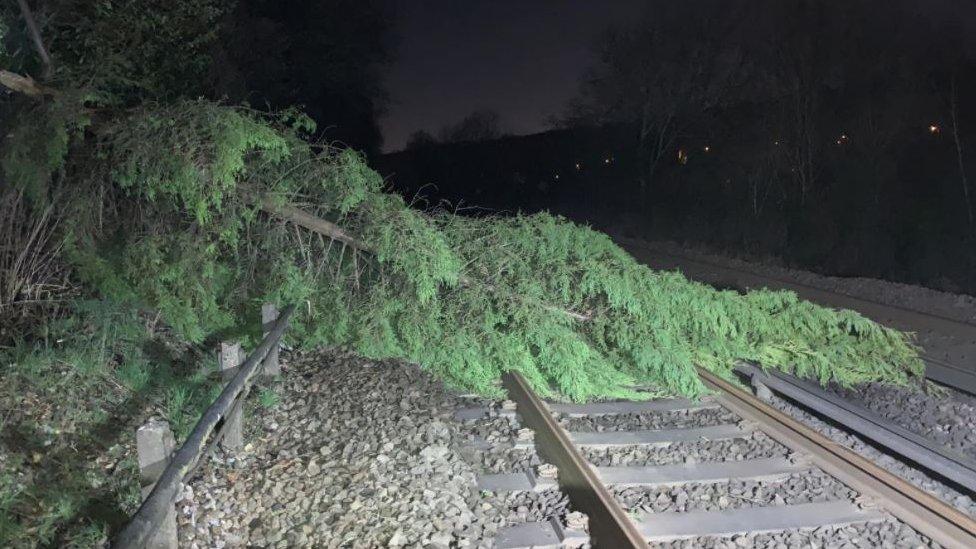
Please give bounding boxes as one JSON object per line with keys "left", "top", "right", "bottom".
{"left": 631, "top": 238, "right": 976, "bottom": 324}
{"left": 463, "top": 416, "right": 522, "bottom": 443}
{"left": 464, "top": 445, "right": 540, "bottom": 474}
{"left": 615, "top": 470, "right": 854, "bottom": 513}
{"left": 650, "top": 519, "right": 938, "bottom": 548}
{"left": 490, "top": 489, "right": 572, "bottom": 524}
{"left": 613, "top": 235, "right": 976, "bottom": 523}
{"left": 454, "top": 397, "right": 592, "bottom": 541}
{"left": 582, "top": 431, "right": 787, "bottom": 467}
{"left": 559, "top": 406, "right": 740, "bottom": 432}
{"left": 176, "top": 348, "right": 510, "bottom": 548}
{"left": 765, "top": 393, "right": 976, "bottom": 518}
{"left": 827, "top": 381, "right": 976, "bottom": 461}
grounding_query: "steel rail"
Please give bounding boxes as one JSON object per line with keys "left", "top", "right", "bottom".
{"left": 698, "top": 367, "right": 976, "bottom": 549}
{"left": 501, "top": 372, "right": 648, "bottom": 548}
{"left": 737, "top": 363, "right": 976, "bottom": 493}
{"left": 113, "top": 305, "right": 295, "bottom": 549}
{"left": 924, "top": 355, "right": 976, "bottom": 396}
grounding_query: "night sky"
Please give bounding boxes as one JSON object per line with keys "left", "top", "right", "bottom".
{"left": 380, "top": 0, "right": 976, "bottom": 154}
{"left": 381, "top": 0, "right": 645, "bottom": 152}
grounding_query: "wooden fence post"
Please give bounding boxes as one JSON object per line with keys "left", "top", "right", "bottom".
{"left": 219, "top": 341, "right": 244, "bottom": 451}
{"left": 261, "top": 303, "right": 280, "bottom": 376}
{"left": 136, "top": 419, "right": 178, "bottom": 549}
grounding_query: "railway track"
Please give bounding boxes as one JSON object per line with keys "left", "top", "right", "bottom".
{"left": 456, "top": 371, "right": 976, "bottom": 548}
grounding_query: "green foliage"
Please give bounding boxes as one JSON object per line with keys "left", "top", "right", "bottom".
{"left": 120, "top": 233, "right": 235, "bottom": 343}
{"left": 1, "top": 94, "right": 89, "bottom": 203}
{"left": 62, "top": 103, "right": 297, "bottom": 342}
{"left": 4, "top": 93, "right": 925, "bottom": 412}
{"left": 0, "top": 55, "right": 926, "bottom": 543}
{"left": 52, "top": 100, "right": 922, "bottom": 403}
{"left": 258, "top": 387, "right": 280, "bottom": 408}
{"left": 0, "top": 299, "right": 222, "bottom": 547}
{"left": 107, "top": 101, "right": 291, "bottom": 226}
{"left": 45, "top": 0, "right": 227, "bottom": 103}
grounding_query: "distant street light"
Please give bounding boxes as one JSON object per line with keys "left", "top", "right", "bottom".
{"left": 677, "top": 148, "right": 688, "bottom": 165}
{"left": 929, "top": 124, "right": 940, "bottom": 134}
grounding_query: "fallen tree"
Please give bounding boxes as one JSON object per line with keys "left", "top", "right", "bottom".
{"left": 5, "top": 97, "right": 924, "bottom": 401}
{"left": 257, "top": 193, "right": 592, "bottom": 322}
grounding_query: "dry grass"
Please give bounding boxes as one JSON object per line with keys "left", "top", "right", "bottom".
{"left": 0, "top": 189, "right": 75, "bottom": 343}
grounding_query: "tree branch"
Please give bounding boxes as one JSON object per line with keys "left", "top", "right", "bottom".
{"left": 950, "top": 75, "right": 975, "bottom": 237}
{"left": 256, "top": 195, "right": 592, "bottom": 322}
{"left": 16, "top": 0, "right": 52, "bottom": 79}
{"left": 258, "top": 197, "right": 368, "bottom": 251}
{"left": 0, "top": 69, "right": 51, "bottom": 97}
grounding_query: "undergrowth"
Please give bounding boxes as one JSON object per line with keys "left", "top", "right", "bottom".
{"left": 0, "top": 300, "right": 223, "bottom": 546}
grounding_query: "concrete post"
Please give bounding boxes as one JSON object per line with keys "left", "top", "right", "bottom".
{"left": 261, "top": 302, "right": 280, "bottom": 376}
{"left": 751, "top": 374, "right": 773, "bottom": 401}
{"left": 219, "top": 341, "right": 244, "bottom": 452}
{"left": 136, "top": 419, "right": 178, "bottom": 549}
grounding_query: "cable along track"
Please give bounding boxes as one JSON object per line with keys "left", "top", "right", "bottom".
{"left": 466, "top": 371, "right": 976, "bottom": 549}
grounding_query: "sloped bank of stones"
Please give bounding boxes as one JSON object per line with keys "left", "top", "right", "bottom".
{"left": 176, "top": 349, "right": 513, "bottom": 548}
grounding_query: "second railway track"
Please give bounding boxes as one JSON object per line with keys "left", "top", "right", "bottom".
{"left": 456, "top": 370, "right": 976, "bottom": 548}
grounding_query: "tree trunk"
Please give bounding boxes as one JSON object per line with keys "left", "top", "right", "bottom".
{"left": 255, "top": 196, "right": 592, "bottom": 322}
{"left": 258, "top": 197, "right": 368, "bottom": 251}
{"left": 0, "top": 70, "right": 49, "bottom": 97}
{"left": 16, "top": 0, "right": 52, "bottom": 79}
{"left": 950, "top": 76, "right": 975, "bottom": 238}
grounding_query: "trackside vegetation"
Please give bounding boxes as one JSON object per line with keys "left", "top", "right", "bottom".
{"left": 7, "top": 95, "right": 925, "bottom": 401}
{"left": 0, "top": 1, "right": 923, "bottom": 545}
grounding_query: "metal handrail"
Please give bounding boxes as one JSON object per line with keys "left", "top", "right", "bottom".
{"left": 113, "top": 305, "right": 295, "bottom": 548}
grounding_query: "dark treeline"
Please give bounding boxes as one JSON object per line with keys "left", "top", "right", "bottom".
{"left": 0, "top": 0, "right": 393, "bottom": 154}
{"left": 379, "top": 0, "right": 976, "bottom": 294}
{"left": 380, "top": 125, "right": 635, "bottom": 212}
{"left": 208, "top": 0, "right": 394, "bottom": 154}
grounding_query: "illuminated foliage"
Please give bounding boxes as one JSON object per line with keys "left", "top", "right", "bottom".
{"left": 44, "top": 101, "right": 922, "bottom": 401}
